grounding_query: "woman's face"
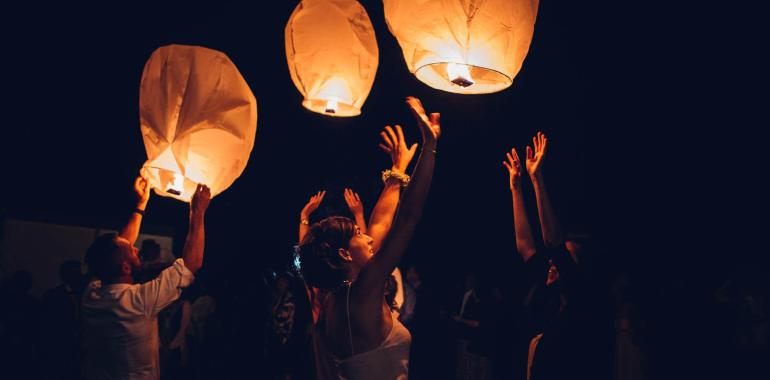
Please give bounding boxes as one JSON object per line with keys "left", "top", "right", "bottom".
{"left": 347, "top": 225, "right": 374, "bottom": 266}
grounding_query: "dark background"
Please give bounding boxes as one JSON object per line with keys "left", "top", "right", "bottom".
{"left": 2, "top": 0, "right": 754, "bottom": 377}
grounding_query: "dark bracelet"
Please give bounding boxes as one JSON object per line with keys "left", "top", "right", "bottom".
{"left": 134, "top": 208, "right": 145, "bottom": 216}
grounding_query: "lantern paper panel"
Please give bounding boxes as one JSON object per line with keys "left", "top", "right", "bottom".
{"left": 140, "top": 44, "right": 258, "bottom": 202}
{"left": 285, "top": 0, "right": 379, "bottom": 117}
{"left": 383, "top": 0, "right": 539, "bottom": 94}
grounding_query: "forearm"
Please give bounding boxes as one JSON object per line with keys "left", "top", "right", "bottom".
{"left": 367, "top": 179, "right": 401, "bottom": 252}
{"left": 353, "top": 212, "right": 368, "bottom": 234}
{"left": 299, "top": 219, "right": 309, "bottom": 243}
{"left": 532, "top": 175, "right": 564, "bottom": 248}
{"left": 512, "top": 188, "right": 536, "bottom": 261}
{"left": 182, "top": 213, "right": 205, "bottom": 273}
{"left": 119, "top": 200, "right": 148, "bottom": 245}
{"left": 371, "top": 145, "right": 435, "bottom": 275}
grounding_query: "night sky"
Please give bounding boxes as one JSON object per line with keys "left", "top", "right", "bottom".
{"left": 3, "top": 1, "right": 757, "bottom": 377}
{"left": 3, "top": 1, "right": 740, "bottom": 314}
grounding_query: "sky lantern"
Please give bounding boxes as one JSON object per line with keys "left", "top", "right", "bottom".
{"left": 383, "top": 0, "right": 539, "bottom": 94}
{"left": 285, "top": 0, "right": 379, "bottom": 117}
{"left": 139, "top": 44, "right": 257, "bottom": 202}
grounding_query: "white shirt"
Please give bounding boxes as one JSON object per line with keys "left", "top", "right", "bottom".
{"left": 82, "top": 258, "right": 194, "bottom": 380}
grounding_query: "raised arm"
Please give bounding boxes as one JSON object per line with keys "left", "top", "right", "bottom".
{"left": 119, "top": 175, "right": 151, "bottom": 246}
{"left": 526, "top": 132, "right": 565, "bottom": 248}
{"left": 357, "top": 97, "right": 440, "bottom": 293}
{"left": 503, "top": 148, "right": 536, "bottom": 261}
{"left": 298, "top": 190, "right": 326, "bottom": 243}
{"left": 367, "top": 125, "right": 418, "bottom": 253}
{"left": 343, "top": 188, "right": 367, "bottom": 234}
{"left": 183, "top": 184, "right": 210, "bottom": 274}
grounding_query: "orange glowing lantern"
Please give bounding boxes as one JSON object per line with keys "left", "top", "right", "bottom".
{"left": 139, "top": 44, "right": 257, "bottom": 202}
{"left": 383, "top": 0, "right": 539, "bottom": 94}
{"left": 285, "top": 0, "right": 379, "bottom": 117}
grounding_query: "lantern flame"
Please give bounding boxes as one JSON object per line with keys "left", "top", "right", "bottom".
{"left": 166, "top": 172, "right": 184, "bottom": 196}
{"left": 325, "top": 99, "right": 338, "bottom": 114}
{"left": 447, "top": 63, "right": 474, "bottom": 87}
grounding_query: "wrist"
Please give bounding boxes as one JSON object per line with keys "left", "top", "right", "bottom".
{"left": 531, "top": 173, "right": 545, "bottom": 186}
{"left": 382, "top": 169, "right": 410, "bottom": 187}
{"left": 190, "top": 210, "right": 206, "bottom": 221}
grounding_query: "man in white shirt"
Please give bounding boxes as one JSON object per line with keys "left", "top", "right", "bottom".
{"left": 81, "top": 177, "right": 210, "bottom": 380}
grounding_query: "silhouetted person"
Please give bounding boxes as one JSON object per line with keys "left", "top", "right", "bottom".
{"left": 135, "top": 239, "right": 168, "bottom": 284}
{"left": 0, "top": 270, "right": 40, "bottom": 378}
{"left": 39, "top": 260, "right": 84, "bottom": 380}
{"left": 81, "top": 177, "right": 211, "bottom": 380}
{"left": 503, "top": 132, "right": 593, "bottom": 380}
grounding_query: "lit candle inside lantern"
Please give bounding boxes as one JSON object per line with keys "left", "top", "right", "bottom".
{"left": 447, "top": 62, "right": 474, "bottom": 87}
{"left": 325, "top": 99, "right": 339, "bottom": 114}
{"left": 166, "top": 172, "right": 184, "bottom": 196}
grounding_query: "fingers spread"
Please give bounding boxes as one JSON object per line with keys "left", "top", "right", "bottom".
{"left": 380, "top": 130, "right": 394, "bottom": 148}
{"left": 385, "top": 126, "right": 398, "bottom": 148}
{"left": 395, "top": 124, "right": 406, "bottom": 146}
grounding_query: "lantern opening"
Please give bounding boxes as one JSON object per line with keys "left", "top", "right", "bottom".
{"left": 166, "top": 173, "right": 185, "bottom": 195}
{"left": 141, "top": 166, "right": 199, "bottom": 202}
{"left": 301, "top": 99, "right": 361, "bottom": 117}
{"left": 447, "top": 63, "right": 475, "bottom": 87}
{"left": 325, "top": 100, "right": 338, "bottom": 114}
{"left": 414, "top": 62, "right": 512, "bottom": 94}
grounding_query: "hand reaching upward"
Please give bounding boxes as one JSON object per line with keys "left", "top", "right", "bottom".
{"left": 406, "top": 96, "right": 440, "bottom": 147}
{"left": 526, "top": 131, "right": 548, "bottom": 179}
{"left": 503, "top": 148, "right": 524, "bottom": 190}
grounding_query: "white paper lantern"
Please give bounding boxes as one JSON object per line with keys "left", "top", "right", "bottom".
{"left": 139, "top": 44, "right": 257, "bottom": 202}
{"left": 384, "top": 0, "right": 539, "bottom": 94}
{"left": 285, "top": 0, "right": 379, "bottom": 117}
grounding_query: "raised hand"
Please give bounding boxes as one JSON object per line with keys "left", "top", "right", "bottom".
{"left": 379, "top": 124, "right": 417, "bottom": 173}
{"left": 525, "top": 131, "right": 548, "bottom": 179}
{"left": 133, "top": 175, "right": 152, "bottom": 209}
{"left": 343, "top": 188, "right": 364, "bottom": 218}
{"left": 301, "top": 190, "right": 326, "bottom": 220}
{"left": 190, "top": 184, "right": 211, "bottom": 217}
{"left": 405, "top": 96, "right": 440, "bottom": 146}
{"left": 502, "top": 148, "right": 524, "bottom": 190}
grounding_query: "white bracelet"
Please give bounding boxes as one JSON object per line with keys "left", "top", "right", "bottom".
{"left": 382, "top": 169, "right": 410, "bottom": 187}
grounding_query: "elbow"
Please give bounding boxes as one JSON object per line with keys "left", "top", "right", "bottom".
{"left": 516, "top": 244, "right": 536, "bottom": 260}
{"left": 185, "top": 258, "right": 203, "bottom": 274}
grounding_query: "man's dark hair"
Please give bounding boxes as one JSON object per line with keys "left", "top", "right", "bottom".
{"left": 84, "top": 233, "right": 123, "bottom": 281}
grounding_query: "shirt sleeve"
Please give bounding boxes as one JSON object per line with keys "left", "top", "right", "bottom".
{"left": 138, "top": 258, "right": 195, "bottom": 317}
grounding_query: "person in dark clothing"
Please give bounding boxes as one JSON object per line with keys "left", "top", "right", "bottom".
{"left": 39, "top": 260, "right": 84, "bottom": 380}
{"left": 502, "top": 132, "right": 597, "bottom": 380}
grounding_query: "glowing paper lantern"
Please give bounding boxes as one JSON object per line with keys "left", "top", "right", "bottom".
{"left": 139, "top": 44, "right": 257, "bottom": 202}
{"left": 285, "top": 0, "right": 379, "bottom": 117}
{"left": 383, "top": 0, "right": 539, "bottom": 94}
